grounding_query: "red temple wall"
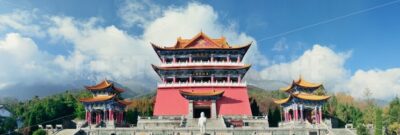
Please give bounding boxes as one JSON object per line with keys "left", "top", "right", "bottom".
{"left": 153, "top": 87, "right": 252, "bottom": 116}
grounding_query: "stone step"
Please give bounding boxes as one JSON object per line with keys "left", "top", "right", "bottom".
{"left": 330, "top": 129, "right": 356, "bottom": 135}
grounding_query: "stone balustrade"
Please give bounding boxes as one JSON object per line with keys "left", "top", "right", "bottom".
{"left": 160, "top": 61, "right": 245, "bottom": 67}
{"left": 79, "top": 127, "right": 329, "bottom": 135}
{"left": 158, "top": 81, "right": 247, "bottom": 88}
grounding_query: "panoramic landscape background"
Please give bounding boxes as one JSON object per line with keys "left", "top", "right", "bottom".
{"left": 0, "top": 0, "right": 400, "bottom": 134}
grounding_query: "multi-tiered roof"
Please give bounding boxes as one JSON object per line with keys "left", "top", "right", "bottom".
{"left": 151, "top": 32, "right": 251, "bottom": 50}
{"left": 80, "top": 80, "right": 131, "bottom": 107}
{"left": 274, "top": 77, "right": 330, "bottom": 105}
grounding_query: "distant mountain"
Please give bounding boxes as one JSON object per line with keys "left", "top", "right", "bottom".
{"left": 112, "top": 81, "right": 156, "bottom": 99}
{"left": 0, "top": 83, "right": 83, "bottom": 100}
{"left": 246, "top": 79, "right": 288, "bottom": 91}
{"left": 244, "top": 69, "right": 289, "bottom": 91}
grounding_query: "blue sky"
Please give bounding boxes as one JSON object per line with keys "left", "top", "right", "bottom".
{"left": 0, "top": 0, "right": 399, "bottom": 100}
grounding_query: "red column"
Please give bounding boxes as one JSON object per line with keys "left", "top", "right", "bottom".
{"left": 88, "top": 111, "right": 92, "bottom": 124}
{"left": 238, "top": 76, "right": 241, "bottom": 83}
{"left": 121, "top": 112, "right": 124, "bottom": 122}
{"left": 237, "top": 55, "right": 241, "bottom": 63}
{"left": 104, "top": 110, "right": 107, "bottom": 121}
{"left": 108, "top": 109, "right": 111, "bottom": 121}
{"left": 227, "top": 74, "right": 231, "bottom": 83}
{"left": 173, "top": 76, "right": 176, "bottom": 83}
{"left": 211, "top": 74, "right": 214, "bottom": 83}
{"left": 162, "top": 57, "right": 166, "bottom": 63}
{"left": 314, "top": 107, "right": 317, "bottom": 124}
{"left": 116, "top": 112, "right": 119, "bottom": 124}
{"left": 316, "top": 109, "right": 319, "bottom": 124}
{"left": 189, "top": 75, "right": 192, "bottom": 83}
{"left": 120, "top": 112, "right": 122, "bottom": 124}
{"left": 118, "top": 112, "right": 121, "bottom": 124}
{"left": 110, "top": 110, "right": 113, "bottom": 121}
{"left": 96, "top": 113, "right": 100, "bottom": 124}
{"left": 296, "top": 105, "right": 299, "bottom": 121}
{"left": 112, "top": 110, "right": 114, "bottom": 121}
{"left": 95, "top": 112, "right": 97, "bottom": 124}
{"left": 115, "top": 112, "right": 118, "bottom": 124}
{"left": 285, "top": 111, "right": 288, "bottom": 122}
{"left": 294, "top": 109, "right": 297, "bottom": 121}
{"left": 189, "top": 55, "right": 192, "bottom": 63}
{"left": 173, "top": 56, "right": 176, "bottom": 63}
{"left": 319, "top": 107, "right": 322, "bottom": 124}
{"left": 211, "top": 54, "right": 214, "bottom": 62}
{"left": 300, "top": 105, "right": 304, "bottom": 121}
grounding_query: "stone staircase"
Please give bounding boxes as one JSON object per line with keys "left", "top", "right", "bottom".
{"left": 51, "top": 129, "right": 79, "bottom": 135}
{"left": 186, "top": 118, "right": 226, "bottom": 128}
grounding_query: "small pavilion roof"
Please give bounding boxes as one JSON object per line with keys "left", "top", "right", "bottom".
{"left": 280, "top": 77, "right": 322, "bottom": 92}
{"left": 80, "top": 94, "right": 116, "bottom": 103}
{"left": 151, "top": 32, "right": 252, "bottom": 50}
{"left": 273, "top": 92, "right": 330, "bottom": 104}
{"left": 179, "top": 90, "right": 224, "bottom": 97}
{"left": 84, "top": 80, "right": 125, "bottom": 93}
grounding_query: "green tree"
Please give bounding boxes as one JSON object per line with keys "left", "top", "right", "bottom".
{"left": 357, "top": 124, "right": 368, "bottom": 135}
{"left": 74, "top": 102, "right": 86, "bottom": 120}
{"left": 386, "top": 97, "right": 400, "bottom": 134}
{"left": 268, "top": 107, "right": 281, "bottom": 127}
{"left": 374, "top": 109, "right": 383, "bottom": 135}
{"left": 363, "top": 106, "right": 376, "bottom": 124}
{"left": 388, "top": 122, "right": 400, "bottom": 135}
{"left": 250, "top": 98, "right": 261, "bottom": 116}
{"left": 32, "top": 129, "right": 46, "bottom": 135}
{"left": 388, "top": 97, "right": 400, "bottom": 123}
{"left": 125, "top": 109, "right": 139, "bottom": 125}
{"left": 0, "top": 117, "right": 17, "bottom": 134}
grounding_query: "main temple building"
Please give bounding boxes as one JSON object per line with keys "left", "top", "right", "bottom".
{"left": 151, "top": 32, "right": 252, "bottom": 118}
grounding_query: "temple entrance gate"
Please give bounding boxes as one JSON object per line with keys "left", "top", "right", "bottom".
{"left": 194, "top": 105, "right": 211, "bottom": 118}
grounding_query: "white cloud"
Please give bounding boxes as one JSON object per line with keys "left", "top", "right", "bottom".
{"left": 346, "top": 69, "right": 400, "bottom": 99}
{"left": 0, "top": 10, "right": 45, "bottom": 37}
{"left": 48, "top": 17, "right": 158, "bottom": 82}
{"left": 117, "top": 0, "right": 162, "bottom": 28}
{"left": 260, "top": 45, "right": 351, "bottom": 91}
{"left": 0, "top": 33, "right": 65, "bottom": 86}
{"left": 143, "top": 3, "right": 268, "bottom": 67}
